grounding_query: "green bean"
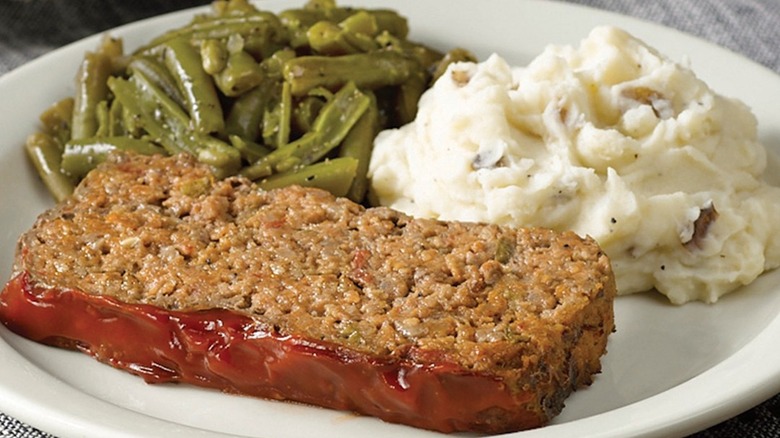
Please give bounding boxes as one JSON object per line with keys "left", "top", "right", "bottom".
{"left": 307, "top": 17, "right": 378, "bottom": 55}
{"left": 278, "top": 9, "right": 330, "bottom": 48}
{"left": 196, "top": 136, "right": 243, "bottom": 176}
{"left": 395, "top": 69, "right": 425, "bottom": 125}
{"left": 108, "top": 73, "right": 241, "bottom": 175}
{"left": 431, "top": 47, "right": 478, "bottom": 83}
{"left": 26, "top": 0, "right": 463, "bottom": 204}
{"left": 211, "top": 0, "right": 259, "bottom": 17}
{"left": 71, "top": 51, "right": 112, "bottom": 140}
{"left": 280, "top": 5, "right": 406, "bottom": 48}
{"left": 243, "top": 81, "right": 369, "bottom": 179}
{"left": 94, "top": 100, "right": 110, "bottom": 138}
{"left": 261, "top": 80, "right": 292, "bottom": 148}
{"left": 291, "top": 94, "right": 326, "bottom": 134}
{"left": 261, "top": 48, "right": 295, "bottom": 79}
{"left": 225, "top": 78, "right": 272, "bottom": 141}
{"left": 61, "top": 137, "right": 165, "bottom": 179}
{"left": 213, "top": 49, "right": 264, "bottom": 97}
{"left": 108, "top": 75, "right": 187, "bottom": 155}
{"left": 283, "top": 51, "right": 420, "bottom": 96}
{"left": 25, "top": 133, "right": 75, "bottom": 202}
{"left": 96, "top": 34, "right": 126, "bottom": 74}
{"left": 39, "top": 97, "right": 74, "bottom": 147}
{"left": 258, "top": 157, "right": 358, "bottom": 197}
{"left": 107, "top": 98, "right": 125, "bottom": 137}
{"left": 338, "top": 92, "right": 379, "bottom": 202}
{"left": 164, "top": 37, "right": 225, "bottom": 134}
{"left": 279, "top": 6, "right": 370, "bottom": 49}
{"left": 127, "top": 56, "right": 187, "bottom": 109}
{"left": 200, "top": 39, "right": 228, "bottom": 74}
{"left": 203, "top": 3, "right": 286, "bottom": 58}
{"left": 307, "top": 21, "right": 358, "bottom": 55}
{"left": 341, "top": 35, "right": 377, "bottom": 54}
{"left": 366, "top": 10, "right": 409, "bottom": 38}
{"left": 120, "top": 101, "right": 144, "bottom": 138}
{"left": 376, "top": 32, "right": 443, "bottom": 72}
{"left": 304, "top": 0, "right": 337, "bottom": 11}
{"left": 136, "top": 12, "right": 287, "bottom": 54}
{"left": 242, "top": 34, "right": 287, "bottom": 60}
{"left": 340, "top": 10, "right": 378, "bottom": 36}
{"left": 228, "top": 134, "right": 272, "bottom": 163}
{"left": 310, "top": 10, "right": 381, "bottom": 55}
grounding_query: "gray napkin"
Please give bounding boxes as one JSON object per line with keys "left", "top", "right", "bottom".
{"left": 562, "top": 0, "right": 780, "bottom": 74}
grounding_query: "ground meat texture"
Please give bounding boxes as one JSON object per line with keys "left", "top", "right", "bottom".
{"left": 1, "top": 152, "right": 616, "bottom": 434}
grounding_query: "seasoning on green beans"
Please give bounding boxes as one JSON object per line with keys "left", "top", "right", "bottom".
{"left": 23, "top": 0, "right": 474, "bottom": 203}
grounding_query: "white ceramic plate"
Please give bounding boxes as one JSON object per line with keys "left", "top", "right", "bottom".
{"left": 2, "top": 1, "right": 780, "bottom": 437}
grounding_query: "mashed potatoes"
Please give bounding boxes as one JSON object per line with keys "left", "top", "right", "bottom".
{"left": 368, "top": 26, "right": 780, "bottom": 304}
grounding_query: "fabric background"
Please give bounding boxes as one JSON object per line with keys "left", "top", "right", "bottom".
{"left": 1, "top": 0, "right": 779, "bottom": 437}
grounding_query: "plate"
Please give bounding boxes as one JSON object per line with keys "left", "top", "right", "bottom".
{"left": 1, "top": 1, "right": 780, "bottom": 437}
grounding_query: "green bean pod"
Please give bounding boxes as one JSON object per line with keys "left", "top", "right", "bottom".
{"left": 243, "top": 81, "right": 369, "bottom": 179}
{"left": 96, "top": 34, "right": 126, "bottom": 74}
{"left": 338, "top": 92, "right": 379, "bottom": 202}
{"left": 307, "top": 21, "right": 360, "bottom": 55}
{"left": 306, "top": 12, "right": 380, "bottom": 55}
{"left": 210, "top": 0, "right": 260, "bottom": 18}
{"left": 24, "top": 133, "right": 75, "bottom": 202}
{"left": 108, "top": 73, "right": 241, "bottom": 175}
{"left": 163, "top": 37, "right": 225, "bottom": 134}
{"left": 291, "top": 94, "right": 326, "bottom": 134}
{"left": 228, "top": 135, "right": 272, "bottom": 164}
{"left": 261, "top": 80, "right": 292, "bottom": 149}
{"left": 279, "top": 6, "right": 406, "bottom": 49}
{"left": 196, "top": 135, "right": 243, "bottom": 176}
{"left": 242, "top": 33, "right": 288, "bottom": 60}
{"left": 366, "top": 9, "right": 409, "bottom": 38}
{"left": 303, "top": 0, "right": 337, "bottom": 11}
{"left": 127, "top": 56, "right": 187, "bottom": 108}
{"left": 108, "top": 75, "right": 188, "bottom": 155}
{"left": 200, "top": 39, "right": 228, "bottom": 75}
{"left": 339, "top": 10, "right": 378, "bottom": 36}
{"left": 261, "top": 48, "right": 296, "bottom": 79}
{"left": 278, "top": 8, "right": 349, "bottom": 48}
{"left": 38, "top": 97, "right": 74, "bottom": 147}
{"left": 61, "top": 137, "right": 165, "bottom": 179}
{"left": 26, "top": 0, "right": 459, "bottom": 204}
{"left": 395, "top": 68, "right": 426, "bottom": 125}
{"left": 430, "top": 47, "right": 478, "bottom": 83}
{"left": 120, "top": 101, "right": 144, "bottom": 138}
{"left": 225, "top": 78, "right": 273, "bottom": 141}
{"left": 137, "top": 12, "right": 287, "bottom": 54}
{"left": 213, "top": 49, "right": 264, "bottom": 97}
{"left": 283, "top": 51, "right": 420, "bottom": 96}
{"left": 107, "top": 98, "right": 126, "bottom": 137}
{"left": 71, "top": 51, "right": 112, "bottom": 140}
{"left": 258, "top": 156, "right": 358, "bottom": 197}
{"left": 94, "top": 100, "right": 111, "bottom": 138}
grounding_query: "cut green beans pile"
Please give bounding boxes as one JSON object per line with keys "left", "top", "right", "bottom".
{"left": 25, "top": 0, "right": 475, "bottom": 203}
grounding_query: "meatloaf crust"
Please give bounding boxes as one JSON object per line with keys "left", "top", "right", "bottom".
{"left": 0, "top": 152, "right": 616, "bottom": 433}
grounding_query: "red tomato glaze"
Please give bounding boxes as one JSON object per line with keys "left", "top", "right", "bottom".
{"left": 0, "top": 272, "right": 543, "bottom": 433}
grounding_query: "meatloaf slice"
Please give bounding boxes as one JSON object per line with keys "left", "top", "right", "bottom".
{"left": 0, "top": 152, "right": 616, "bottom": 434}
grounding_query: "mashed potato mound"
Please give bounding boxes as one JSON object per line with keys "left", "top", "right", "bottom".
{"left": 368, "top": 26, "right": 780, "bottom": 304}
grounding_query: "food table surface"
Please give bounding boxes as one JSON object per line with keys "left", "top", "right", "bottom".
{"left": 0, "top": 0, "right": 778, "bottom": 437}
